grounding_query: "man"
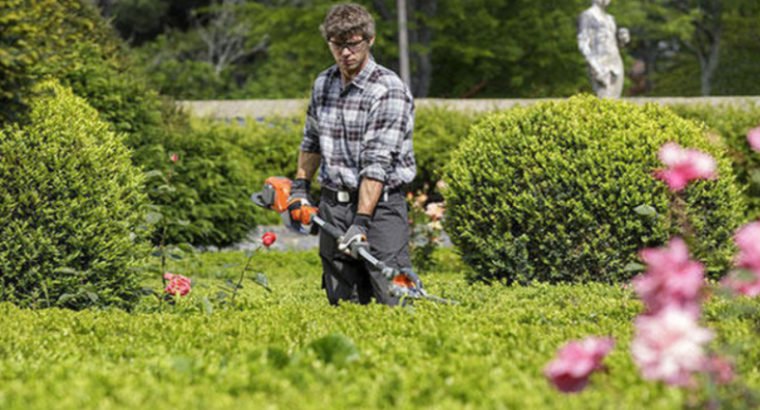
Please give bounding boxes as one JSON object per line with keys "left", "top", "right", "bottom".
{"left": 578, "top": 0, "right": 630, "bottom": 98}
{"left": 289, "top": 3, "right": 419, "bottom": 306}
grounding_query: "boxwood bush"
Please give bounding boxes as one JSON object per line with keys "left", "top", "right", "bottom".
{"left": 442, "top": 95, "right": 746, "bottom": 285}
{"left": 147, "top": 117, "right": 303, "bottom": 246}
{"left": 411, "top": 106, "right": 479, "bottom": 195}
{"left": 0, "top": 81, "right": 149, "bottom": 309}
{"left": 669, "top": 103, "right": 760, "bottom": 219}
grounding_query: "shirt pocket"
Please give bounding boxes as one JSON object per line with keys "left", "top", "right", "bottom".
{"left": 341, "top": 100, "right": 368, "bottom": 141}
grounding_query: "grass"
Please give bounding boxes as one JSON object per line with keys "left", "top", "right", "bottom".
{"left": 0, "top": 249, "right": 759, "bottom": 409}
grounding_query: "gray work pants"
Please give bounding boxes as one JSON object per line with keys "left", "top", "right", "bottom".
{"left": 318, "top": 190, "right": 411, "bottom": 306}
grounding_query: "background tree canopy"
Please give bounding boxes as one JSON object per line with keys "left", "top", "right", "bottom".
{"left": 96, "top": 0, "right": 759, "bottom": 99}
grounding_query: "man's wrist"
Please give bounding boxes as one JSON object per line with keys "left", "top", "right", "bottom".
{"left": 353, "top": 213, "right": 371, "bottom": 229}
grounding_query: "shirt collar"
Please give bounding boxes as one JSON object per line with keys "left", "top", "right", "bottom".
{"left": 333, "top": 57, "right": 376, "bottom": 92}
{"left": 350, "top": 57, "right": 376, "bottom": 90}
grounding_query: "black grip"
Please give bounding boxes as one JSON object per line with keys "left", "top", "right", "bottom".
{"left": 313, "top": 217, "right": 344, "bottom": 240}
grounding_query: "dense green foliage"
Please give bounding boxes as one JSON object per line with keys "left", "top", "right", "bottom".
{"left": 0, "top": 248, "right": 758, "bottom": 408}
{"left": 442, "top": 95, "right": 746, "bottom": 285}
{"left": 411, "top": 106, "right": 478, "bottom": 194}
{"left": 104, "top": 0, "right": 760, "bottom": 98}
{"left": 0, "top": 81, "right": 148, "bottom": 310}
{"left": 148, "top": 117, "right": 305, "bottom": 246}
{"left": 669, "top": 102, "right": 760, "bottom": 219}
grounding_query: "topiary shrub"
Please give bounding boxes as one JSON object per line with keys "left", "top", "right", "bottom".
{"left": 0, "top": 80, "right": 149, "bottom": 309}
{"left": 442, "top": 95, "right": 746, "bottom": 285}
{"left": 412, "top": 106, "right": 479, "bottom": 196}
{"left": 669, "top": 103, "right": 760, "bottom": 219}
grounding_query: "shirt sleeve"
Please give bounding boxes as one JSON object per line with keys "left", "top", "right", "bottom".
{"left": 359, "top": 88, "right": 412, "bottom": 182}
{"left": 300, "top": 82, "right": 321, "bottom": 153}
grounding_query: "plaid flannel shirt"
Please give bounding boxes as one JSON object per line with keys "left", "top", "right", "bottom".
{"left": 300, "top": 58, "right": 416, "bottom": 191}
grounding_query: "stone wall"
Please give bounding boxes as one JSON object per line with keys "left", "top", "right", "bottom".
{"left": 179, "top": 97, "right": 760, "bottom": 119}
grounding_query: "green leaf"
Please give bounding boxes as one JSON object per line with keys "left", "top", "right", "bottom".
{"left": 633, "top": 204, "right": 656, "bottom": 216}
{"left": 56, "top": 293, "right": 77, "bottom": 305}
{"left": 308, "top": 333, "right": 360, "bottom": 367}
{"left": 146, "top": 212, "right": 163, "bottom": 225}
{"left": 253, "top": 273, "right": 272, "bottom": 292}
{"left": 202, "top": 296, "right": 214, "bottom": 315}
{"left": 143, "top": 170, "right": 165, "bottom": 180}
{"left": 623, "top": 262, "right": 646, "bottom": 273}
{"left": 169, "top": 252, "right": 184, "bottom": 261}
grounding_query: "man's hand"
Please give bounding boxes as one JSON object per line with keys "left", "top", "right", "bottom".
{"left": 287, "top": 178, "right": 312, "bottom": 231}
{"left": 338, "top": 214, "right": 371, "bottom": 259}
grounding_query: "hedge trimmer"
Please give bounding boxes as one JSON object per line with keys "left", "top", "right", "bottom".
{"left": 251, "top": 176, "right": 455, "bottom": 304}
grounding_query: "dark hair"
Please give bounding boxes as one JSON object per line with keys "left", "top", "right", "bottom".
{"left": 320, "top": 3, "right": 375, "bottom": 41}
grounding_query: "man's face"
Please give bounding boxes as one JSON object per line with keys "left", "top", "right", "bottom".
{"left": 328, "top": 33, "right": 374, "bottom": 76}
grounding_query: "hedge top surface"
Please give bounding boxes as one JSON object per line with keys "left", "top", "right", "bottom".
{"left": 443, "top": 94, "right": 745, "bottom": 285}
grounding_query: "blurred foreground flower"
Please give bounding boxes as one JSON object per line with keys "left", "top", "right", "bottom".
{"left": 706, "top": 355, "right": 735, "bottom": 385}
{"left": 734, "top": 221, "right": 760, "bottom": 272}
{"left": 170, "top": 152, "right": 179, "bottom": 163}
{"left": 654, "top": 142, "right": 716, "bottom": 191}
{"left": 748, "top": 126, "right": 760, "bottom": 152}
{"left": 163, "top": 273, "right": 191, "bottom": 297}
{"left": 544, "top": 336, "right": 614, "bottom": 393}
{"left": 631, "top": 307, "right": 713, "bottom": 386}
{"left": 721, "top": 221, "right": 760, "bottom": 297}
{"left": 634, "top": 237, "right": 705, "bottom": 316}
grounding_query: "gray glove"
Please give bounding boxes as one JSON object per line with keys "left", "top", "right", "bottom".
{"left": 338, "top": 214, "right": 371, "bottom": 259}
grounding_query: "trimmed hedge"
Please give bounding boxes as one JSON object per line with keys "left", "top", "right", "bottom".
{"left": 669, "top": 103, "right": 760, "bottom": 219}
{"left": 442, "top": 95, "right": 746, "bottom": 285}
{"left": 0, "top": 81, "right": 148, "bottom": 309}
{"left": 145, "top": 117, "right": 304, "bottom": 246}
{"left": 1, "top": 249, "right": 759, "bottom": 409}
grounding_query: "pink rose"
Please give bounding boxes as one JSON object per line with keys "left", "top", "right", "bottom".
{"left": 631, "top": 307, "right": 713, "bottom": 386}
{"left": 164, "top": 272, "right": 191, "bottom": 297}
{"left": 170, "top": 153, "right": 179, "bottom": 163}
{"left": 706, "top": 355, "right": 735, "bottom": 385}
{"left": 748, "top": 126, "right": 760, "bottom": 152}
{"left": 654, "top": 142, "right": 717, "bottom": 191}
{"left": 735, "top": 221, "right": 760, "bottom": 272}
{"left": 633, "top": 237, "right": 705, "bottom": 316}
{"left": 424, "top": 202, "right": 445, "bottom": 221}
{"left": 544, "top": 336, "right": 615, "bottom": 393}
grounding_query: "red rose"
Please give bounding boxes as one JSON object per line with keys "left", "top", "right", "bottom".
{"left": 262, "top": 231, "right": 277, "bottom": 247}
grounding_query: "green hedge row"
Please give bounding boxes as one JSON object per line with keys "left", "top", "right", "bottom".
{"left": 1, "top": 249, "right": 758, "bottom": 409}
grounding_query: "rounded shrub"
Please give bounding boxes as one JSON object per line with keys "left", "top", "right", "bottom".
{"left": 442, "top": 95, "right": 746, "bottom": 285}
{"left": 0, "top": 81, "right": 149, "bottom": 309}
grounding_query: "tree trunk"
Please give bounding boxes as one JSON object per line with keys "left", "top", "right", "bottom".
{"left": 408, "top": 0, "right": 436, "bottom": 97}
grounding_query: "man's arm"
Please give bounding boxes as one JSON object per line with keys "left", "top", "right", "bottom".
{"left": 357, "top": 87, "right": 413, "bottom": 216}
{"left": 357, "top": 177, "right": 384, "bottom": 216}
{"left": 296, "top": 151, "right": 321, "bottom": 181}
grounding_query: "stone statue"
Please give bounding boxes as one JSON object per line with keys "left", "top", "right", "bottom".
{"left": 578, "top": 0, "right": 630, "bottom": 98}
